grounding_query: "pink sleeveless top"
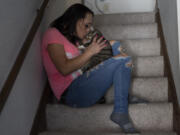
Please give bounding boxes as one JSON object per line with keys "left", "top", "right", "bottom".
{"left": 41, "top": 28, "right": 82, "bottom": 100}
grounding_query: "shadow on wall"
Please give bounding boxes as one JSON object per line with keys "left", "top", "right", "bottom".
{"left": 42, "top": 0, "right": 82, "bottom": 30}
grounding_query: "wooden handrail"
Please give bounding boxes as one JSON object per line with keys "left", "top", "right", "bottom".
{"left": 0, "top": 0, "right": 49, "bottom": 114}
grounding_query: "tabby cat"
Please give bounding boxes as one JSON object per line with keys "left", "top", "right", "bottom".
{"left": 78, "top": 27, "right": 113, "bottom": 72}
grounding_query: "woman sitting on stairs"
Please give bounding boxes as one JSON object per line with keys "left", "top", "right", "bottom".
{"left": 42, "top": 3, "right": 146, "bottom": 134}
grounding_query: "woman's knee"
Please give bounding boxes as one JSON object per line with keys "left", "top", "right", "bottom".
{"left": 125, "top": 59, "right": 133, "bottom": 68}
{"left": 112, "top": 56, "right": 133, "bottom": 68}
{"left": 110, "top": 40, "right": 117, "bottom": 46}
{"left": 110, "top": 40, "right": 123, "bottom": 56}
{"left": 124, "top": 57, "right": 133, "bottom": 68}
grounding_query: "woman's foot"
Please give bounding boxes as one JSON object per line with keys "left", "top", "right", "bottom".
{"left": 110, "top": 112, "right": 140, "bottom": 134}
{"left": 128, "top": 95, "right": 149, "bottom": 104}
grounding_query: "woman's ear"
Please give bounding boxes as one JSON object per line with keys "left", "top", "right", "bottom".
{"left": 77, "top": 19, "right": 84, "bottom": 28}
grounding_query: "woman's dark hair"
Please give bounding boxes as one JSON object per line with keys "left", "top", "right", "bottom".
{"left": 50, "top": 4, "right": 94, "bottom": 44}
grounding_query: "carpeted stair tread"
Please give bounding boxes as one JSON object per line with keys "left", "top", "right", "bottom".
{"left": 105, "top": 77, "right": 168, "bottom": 103}
{"left": 46, "top": 103, "right": 173, "bottom": 132}
{"left": 94, "top": 12, "right": 156, "bottom": 25}
{"left": 97, "top": 23, "right": 158, "bottom": 40}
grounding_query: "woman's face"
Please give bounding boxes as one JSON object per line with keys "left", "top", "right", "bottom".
{"left": 76, "top": 13, "right": 93, "bottom": 40}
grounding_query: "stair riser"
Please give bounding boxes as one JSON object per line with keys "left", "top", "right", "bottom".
{"left": 105, "top": 77, "right": 168, "bottom": 103}
{"left": 97, "top": 24, "right": 158, "bottom": 40}
{"left": 120, "top": 38, "right": 160, "bottom": 57}
{"left": 46, "top": 104, "right": 173, "bottom": 132}
{"left": 94, "top": 12, "right": 156, "bottom": 25}
{"left": 132, "top": 56, "right": 164, "bottom": 77}
{"left": 129, "top": 104, "right": 173, "bottom": 131}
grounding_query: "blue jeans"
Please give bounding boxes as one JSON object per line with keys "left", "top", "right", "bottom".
{"left": 64, "top": 41, "right": 132, "bottom": 113}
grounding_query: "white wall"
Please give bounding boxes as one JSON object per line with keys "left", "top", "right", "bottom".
{"left": 0, "top": 25, "right": 46, "bottom": 135}
{"left": 0, "top": 0, "right": 43, "bottom": 92}
{"left": 0, "top": 0, "right": 46, "bottom": 135}
{"left": 84, "top": 0, "right": 156, "bottom": 14}
{"left": 158, "top": 0, "right": 180, "bottom": 105}
{"left": 177, "top": 1, "right": 180, "bottom": 70}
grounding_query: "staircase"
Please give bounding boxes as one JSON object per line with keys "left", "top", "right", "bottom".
{"left": 39, "top": 12, "right": 177, "bottom": 135}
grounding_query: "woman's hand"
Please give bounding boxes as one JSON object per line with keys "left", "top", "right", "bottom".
{"left": 85, "top": 36, "right": 107, "bottom": 56}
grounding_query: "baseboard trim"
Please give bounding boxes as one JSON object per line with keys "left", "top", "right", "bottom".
{"left": 156, "top": 9, "right": 180, "bottom": 135}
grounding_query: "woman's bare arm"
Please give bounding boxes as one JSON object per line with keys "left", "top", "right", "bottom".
{"left": 47, "top": 44, "right": 93, "bottom": 75}
{"left": 47, "top": 36, "right": 106, "bottom": 75}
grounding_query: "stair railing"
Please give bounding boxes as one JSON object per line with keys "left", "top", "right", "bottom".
{"left": 0, "top": 0, "right": 49, "bottom": 115}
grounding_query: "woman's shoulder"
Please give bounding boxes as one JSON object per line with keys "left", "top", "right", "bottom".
{"left": 43, "top": 27, "right": 66, "bottom": 41}
{"left": 41, "top": 27, "right": 66, "bottom": 47}
{"left": 44, "top": 27, "right": 62, "bottom": 37}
